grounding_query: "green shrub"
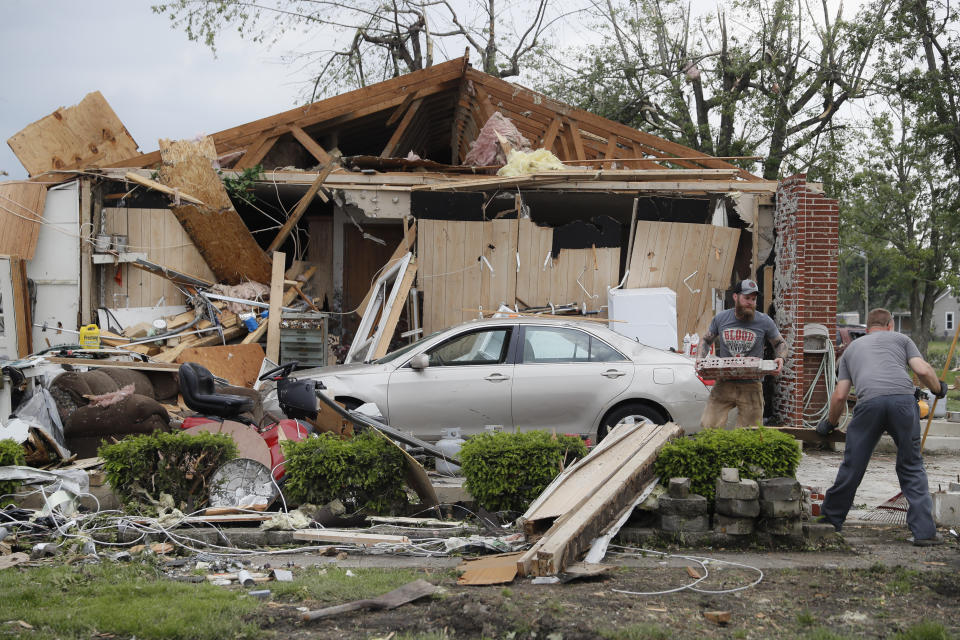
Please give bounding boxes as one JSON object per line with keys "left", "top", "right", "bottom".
{"left": 653, "top": 427, "right": 801, "bottom": 501}
{"left": 0, "top": 439, "right": 26, "bottom": 505}
{"left": 282, "top": 431, "right": 407, "bottom": 513}
{"left": 100, "top": 431, "right": 236, "bottom": 509}
{"left": 460, "top": 431, "right": 588, "bottom": 513}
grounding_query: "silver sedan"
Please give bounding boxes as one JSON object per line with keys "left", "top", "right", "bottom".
{"left": 293, "top": 318, "right": 709, "bottom": 442}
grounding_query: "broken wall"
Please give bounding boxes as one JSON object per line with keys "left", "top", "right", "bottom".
{"left": 101, "top": 207, "right": 216, "bottom": 308}
{"left": 772, "top": 175, "right": 839, "bottom": 428}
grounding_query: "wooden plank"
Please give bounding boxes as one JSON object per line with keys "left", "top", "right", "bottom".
{"left": 123, "top": 172, "right": 205, "bottom": 206}
{"left": 385, "top": 90, "right": 419, "bottom": 128}
{"left": 567, "top": 118, "right": 587, "bottom": 160}
{"left": 7, "top": 91, "right": 139, "bottom": 176}
{"left": 541, "top": 117, "right": 562, "bottom": 151}
{"left": 292, "top": 529, "right": 411, "bottom": 545}
{"left": 151, "top": 325, "right": 245, "bottom": 363}
{"left": 289, "top": 126, "right": 332, "bottom": 165}
{"left": 157, "top": 137, "right": 272, "bottom": 284}
{"left": 481, "top": 219, "right": 519, "bottom": 311}
{"left": 417, "top": 220, "right": 438, "bottom": 334}
{"left": 175, "top": 343, "right": 266, "bottom": 388}
{"left": 525, "top": 422, "right": 681, "bottom": 576}
{"left": 10, "top": 257, "right": 33, "bottom": 358}
{"left": 267, "top": 164, "right": 333, "bottom": 252}
{"left": 371, "top": 261, "right": 418, "bottom": 359}
{"left": 380, "top": 98, "right": 423, "bottom": 159}
{"left": 266, "top": 251, "right": 286, "bottom": 363}
{"left": 234, "top": 134, "right": 280, "bottom": 170}
{"left": 45, "top": 357, "right": 180, "bottom": 371}
{"left": 443, "top": 221, "right": 466, "bottom": 329}
{"left": 0, "top": 182, "right": 47, "bottom": 260}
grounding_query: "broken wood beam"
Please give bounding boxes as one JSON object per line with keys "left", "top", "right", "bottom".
{"left": 357, "top": 220, "right": 416, "bottom": 317}
{"left": 266, "top": 251, "right": 285, "bottom": 363}
{"left": 266, "top": 164, "right": 333, "bottom": 253}
{"left": 517, "top": 422, "right": 682, "bottom": 577}
{"left": 234, "top": 134, "right": 280, "bottom": 170}
{"left": 292, "top": 529, "right": 411, "bottom": 545}
{"left": 123, "top": 172, "right": 205, "bottom": 206}
{"left": 371, "top": 259, "right": 417, "bottom": 359}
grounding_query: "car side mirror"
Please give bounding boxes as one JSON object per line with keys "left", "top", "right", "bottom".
{"left": 409, "top": 354, "right": 429, "bottom": 370}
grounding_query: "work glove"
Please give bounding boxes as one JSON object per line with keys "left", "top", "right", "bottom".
{"left": 935, "top": 379, "right": 949, "bottom": 399}
{"left": 816, "top": 418, "right": 837, "bottom": 436}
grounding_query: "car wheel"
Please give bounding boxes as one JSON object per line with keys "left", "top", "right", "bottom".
{"left": 598, "top": 403, "right": 668, "bottom": 441}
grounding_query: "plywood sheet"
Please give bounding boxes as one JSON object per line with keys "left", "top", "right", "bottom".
{"left": 625, "top": 221, "right": 740, "bottom": 347}
{"left": 417, "top": 219, "right": 486, "bottom": 334}
{"left": 457, "top": 552, "right": 522, "bottom": 585}
{"left": 6, "top": 91, "right": 139, "bottom": 176}
{"left": 0, "top": 182, "right": 47, "bottom": 259}
{"left": 175, "top": 343, "right": 266, "bottom": 388}
{"left": 157, "top": 137, "right": 271, "bottom": 285}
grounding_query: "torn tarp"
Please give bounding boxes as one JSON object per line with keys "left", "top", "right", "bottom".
{"left": 0, "top": 466, "right": 89, "bottom": 496}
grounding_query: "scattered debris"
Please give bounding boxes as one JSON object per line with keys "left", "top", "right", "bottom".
{"left": 301, "top": 579, "right": 440, "bottom": 622}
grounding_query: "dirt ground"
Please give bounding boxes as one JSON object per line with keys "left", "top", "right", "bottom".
{"left": 250, "top": 524, "right": 960, "bottom": 640}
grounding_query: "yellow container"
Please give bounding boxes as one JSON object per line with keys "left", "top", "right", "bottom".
{"left": 78, "top": 324, "right": 101, "bottom": 349}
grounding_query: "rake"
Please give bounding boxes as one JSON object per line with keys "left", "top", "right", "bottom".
{"left": 861, "top": 320, "right": 960, "bottom": 524}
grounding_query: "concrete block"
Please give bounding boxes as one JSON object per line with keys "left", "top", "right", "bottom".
{"left": 715, "top": 478, "right": 759, "bottom": 500}
{"left": 759, "top": 478, "right": 801, "bottom": 501}
{"left": 932, "top": 491, "right": 960, "bottom": 527}
{"left": 715, "top": 497, "right": 760, "bottom": 518}
{"left": 714, "top": 514, "right": 754, "bottom": 535}
{"left": 760, "top": 499, "right": 802, "bottom": 518}
{"left": 668, "top": 477, "right": 691, "bottom": 499}
{"left": 659, "top": 514, "right": 710, "bottom": 532}
{"left": 758, "top": 516, "right": 803, "bottom": 536}
{"left": 659, "top": 494, "right": 708, "bottom": 517}
{"left": 948, "top": 482, "right": 960, "bottom": 492}
{"left": 720, "top": 467, "right": 740, "bottom": 483}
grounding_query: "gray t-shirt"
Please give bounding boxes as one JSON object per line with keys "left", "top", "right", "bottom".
{"left": 837, "top": 331, "right": 922, "bottom": 401}
{"left": 708, "top": 309, "right": 782, "bottom": 358}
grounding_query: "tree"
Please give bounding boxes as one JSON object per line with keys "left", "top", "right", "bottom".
{"left": 840, "top": 106, "right": 960, "bottom": 355}
{"left": 531, "top": 0, "right": 890, "bottom": 180}
{"left": 152, "top": 0, "right": 567, "bottom": 100}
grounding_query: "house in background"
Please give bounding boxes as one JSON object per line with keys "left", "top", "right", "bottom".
{"left": 932, "top": 289, "right": 960, "bottom": 339}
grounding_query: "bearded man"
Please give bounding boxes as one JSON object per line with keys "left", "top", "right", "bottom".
{"left": 697, "top": 279, "right": 787, "bottom": 428}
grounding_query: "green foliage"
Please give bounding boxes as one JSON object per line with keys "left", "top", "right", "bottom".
{"left": 0, "top": 562, "right": 259, "bottom": 639}
{"left": 282, "top": 431, "right": 407, "bottom": 513}
{"left": 221, "top": 165, "right": 262, "bottom": 205}
{"left": 653, "top": 427, "right": 801, "bottom": 502}
{"left": 0, "top": 438, "right": 26, "bottom": 504}
{"left": 99, "top": 431, "right": 236, "bottom": 509}
{"left": 460, "top": 431, "right": 588, "bottom": 513}
{"left": 599, "top": 624, "right": 671, "bottom": 640}
{"left": 894, "top": 622, "right": 953, "bottom": 640}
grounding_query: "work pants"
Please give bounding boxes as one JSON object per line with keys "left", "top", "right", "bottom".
{"left": 700, "top": 380, "right": 763, "bottom": 428}
{"left": 820, "top": 394, "right": 937, "bottom": 540}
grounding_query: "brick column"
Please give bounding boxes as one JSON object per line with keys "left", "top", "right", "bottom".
{"left": 772, "top": 175, "right": 839, "bottom": 428}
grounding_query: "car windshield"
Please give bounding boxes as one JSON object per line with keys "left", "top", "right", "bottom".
{"left": 372, "top": 330, "right": 443, "bottom": 364}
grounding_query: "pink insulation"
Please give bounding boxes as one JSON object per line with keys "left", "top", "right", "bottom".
{"left": 463, "top": 111, "right": 532, "bottom": 166}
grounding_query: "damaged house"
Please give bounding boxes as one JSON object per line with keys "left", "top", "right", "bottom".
{"left": 1, "top": 54, "right": 838, "bottom": 429}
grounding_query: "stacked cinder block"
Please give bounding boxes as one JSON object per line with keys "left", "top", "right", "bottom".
{"left": 658, "top": 477, "right": 709, "bottom": 533}
{"left": 714, "top": 468, "right": 758, "bottom": 535}
{"left": 758, "top": 477, "right": 803, "bottom": 536}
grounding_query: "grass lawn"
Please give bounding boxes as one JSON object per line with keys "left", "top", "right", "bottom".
{"left": 0, "top": 561, "right": 433, "bottom": 640}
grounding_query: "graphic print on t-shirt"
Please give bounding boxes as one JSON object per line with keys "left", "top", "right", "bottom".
{"left": 722, "top": 328, "right": 757, "bottom": 355}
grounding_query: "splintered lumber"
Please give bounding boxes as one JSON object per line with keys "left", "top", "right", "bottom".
{"left": 242, "top": 265, "right": 317, "bottom": 345}
{"left": 292, "top": 529, "right": 410, "bottom": 545}
{"left": 123, "top": 172, "right": 205, "bottom": 206}
{"left": 0, "top": 182, "right": 47, "bottom": 259}
{"left": 267, "top": 164, "right": 333, "bottom": 252}
{"left": 6, "top": 91, "right": 139, "bottom": 176}
{"left": 156, "top": 137, "right": 271, "bottom": 285}
{"left": 370, "top": 259, "right": 417, "bottom": 359}
{"left": 517, "top": 422, "right": 682, "bottom": 577}
{"left": 10, "top": 256, "right": 33, "bottom": 358}
{"left": 131, "top": 258, "right": 215, "bottom": 289}
{"left": 695, "top": 356, "right": 778, "bottom": 380}
{"left": 151, "top": 325, "right": 244, "bottom": 363}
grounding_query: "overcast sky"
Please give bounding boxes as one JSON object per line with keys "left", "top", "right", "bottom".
{"left": 0, "top": 0, "right": 307, "bottom": 179}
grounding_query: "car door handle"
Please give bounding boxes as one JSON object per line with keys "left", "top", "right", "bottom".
{"left": 484, "top": 373, "right": 510, "bottom": 382}
{"left": 601, "top": 369, "right": 627, "bottom": 378}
